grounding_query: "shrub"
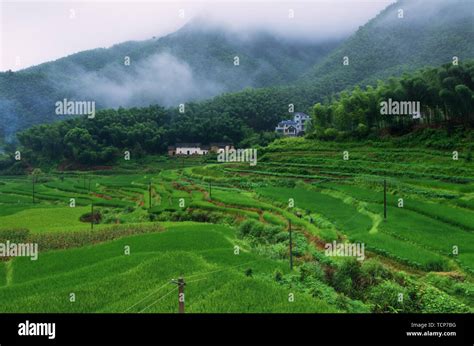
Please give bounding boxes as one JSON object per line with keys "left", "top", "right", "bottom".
{"left": 274, "top": 270, "right": 283, "bottom": 282}
{"left": 360, "top": 260, "right": 392, "bottom": 287}
{"left": 424, "top": 259, "right": 449, "bottom": 272}
{"left": 321, "top": 128, "right": 338, "bottom": 140}
{"left": 27, "top": 224, "right": 164, "bottom": 252}
{"left": 237, "top": 219, "right": 283, "bottom": 244}
{"left": 331, "top": 258, "right": 363, "bottom": 297}
{"left": 369, "top": 280, "right": 411, "bottom": 313}
{"left": 355, "top": 123, "right": 369, "bottom": 138}
{"left": 417, "top": 286, "right": 469, "bottom": 313}
{"left": 299, "top": 262, "right": 325, "bottom": 282}
{"left": 0, "top": 229, "right": 30, "bottom": 243}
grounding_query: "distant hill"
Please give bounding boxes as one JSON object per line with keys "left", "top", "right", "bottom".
{"left": 298, "top": 0, "right": 474, "bottom": 91}
{"left": 0, "top": 20, "right": 339, "bottom": 137}
{"left": 1, "top": 0, "right": 473, "bottom": 141}
{"left": 176, "top": 0, "right": 474, "bottom": 133}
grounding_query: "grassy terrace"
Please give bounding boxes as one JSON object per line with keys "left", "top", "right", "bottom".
{"left": 0, "top": 139, "right": 472, "bottom": 312}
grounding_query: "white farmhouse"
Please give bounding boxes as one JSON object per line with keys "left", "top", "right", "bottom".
{"left": 168, "top": 143, "right": 209, "bottom": 156}
{"left": 275, "top": 112, "right": 310, "bottom": 136}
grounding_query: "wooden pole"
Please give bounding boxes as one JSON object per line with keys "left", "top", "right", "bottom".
{"left": 32, "top": 176, "right": 35, "bottom": 204}
{"left": 171, "top": 277, "right": 186, "bottom": 313}
{"left": 289, "top": 219, "right": 293, "bottom": 270}
{"left": 178, "top": 277, "right": 185, "bottom": 313}
{"left": 148, "top": 182, "right": 152, "bottom": 209}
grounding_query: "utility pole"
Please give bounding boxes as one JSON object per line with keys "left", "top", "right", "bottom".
{"left": 383, "top": 179, "right": 387, "bottom": 220}
{"left": 32, "top": 176, "right": 35, "bottom": 204}
{"left": 148, "top": 181, "right": 152, "bottom": 209}
{"left": 91, "top": 203, "right": 94, "bottom": 230}
{"left": 289, "top": 219, "right": 293, "bottom": 270}
{"left": 171, "top": 277, "right": 186, "bottom": 313}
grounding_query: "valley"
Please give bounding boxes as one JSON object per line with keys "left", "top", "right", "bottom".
{"left": 0, "top": 139, "right": 472, "bottom": 313}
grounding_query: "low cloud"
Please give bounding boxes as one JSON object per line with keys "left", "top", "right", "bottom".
{"left": 70, "top": 52, "right": 224, "bottom": 108}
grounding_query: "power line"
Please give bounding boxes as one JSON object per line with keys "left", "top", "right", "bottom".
{"left": 185, "top": 277, "right": 208, "bottom": 284}
{"left": 123, "top": 281, "right": 171, "bottom": 313}
{"left": 138, "top": 287, "right": 177, "bottom": 313}
{"left": 125, "top": 259, "right": 266, "bottom": 313}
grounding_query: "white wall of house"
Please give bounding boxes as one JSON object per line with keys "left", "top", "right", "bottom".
{"left": 176, "top": 147, "right": 208, "bottom": 155}
{"left": 275, "top": 113, "right": 310, "bottom": 136}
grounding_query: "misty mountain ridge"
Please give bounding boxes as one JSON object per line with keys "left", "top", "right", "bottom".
{"left": 1, "top": 0, "right": 473, "bottom": 139}
{"left": 0, "top": 20, "right": 340, "bottom": 136}
{"left": 298, "top": 0, "right": 474, "bottom": 91}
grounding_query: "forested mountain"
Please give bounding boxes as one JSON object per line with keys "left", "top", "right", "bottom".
{"left": 128, "top": 0, "right": 474, "bottom": 140}
{"left": 298, "top": 0, "right": 474, "bottom": 92}
{"left": 1, "top": 0, "right": 472, "bottom": 146}
{"left": 0, "top": 19, "right": 339, "bottom": 137}
{"left": 2, "top": 59, "right": 471, "bottom": 171}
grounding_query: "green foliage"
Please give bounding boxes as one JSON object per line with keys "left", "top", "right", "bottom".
{"left": 237, "top": 219, "right": 284, "bottom": 245}
{"left": 369, "top": 280, "right": 411, "bottom": 313}
{"left": 0, "top": 25, "right": 338, "bottom": 137}
{"left": 309, "top": 61, "right": 474, "bottom": 139}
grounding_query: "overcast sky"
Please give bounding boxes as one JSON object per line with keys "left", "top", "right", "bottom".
{"left": 0, "top": 0, "right": 395, "bottom": 71}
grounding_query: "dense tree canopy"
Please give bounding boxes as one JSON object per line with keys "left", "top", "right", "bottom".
{"left": 2, "top": 60, "right": 472, "bottom": 168}
{"left": 309, "top": 60, "right": 474, "bottom": 138}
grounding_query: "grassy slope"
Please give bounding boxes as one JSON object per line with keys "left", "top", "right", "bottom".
{"left": 0, "top": 222, "right": 337, "bottom": 313}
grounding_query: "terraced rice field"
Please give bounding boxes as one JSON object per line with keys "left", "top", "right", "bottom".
{"left": 0, "top": 139, "right": 473, "bottom": 312}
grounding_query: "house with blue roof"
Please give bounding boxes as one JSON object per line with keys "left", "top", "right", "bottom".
{"left": 275, "top": 112, "right": 310, "bottom": 136}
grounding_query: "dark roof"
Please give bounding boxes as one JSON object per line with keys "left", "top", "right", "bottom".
{"left": 294, "top": 112, "right": 310, "bottom": 117}
{"left": 278, "top": 120, "right": 297, "bottom": 126}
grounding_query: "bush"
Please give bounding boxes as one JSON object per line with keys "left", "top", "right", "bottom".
{"left": 274, "top": 270, "right": 283, "bottom": 282}
{"left": 0, "top": 229, "right": 30, "bottom": 243}
{"left": 424, "top": 259, "right": 449, "bottom": 272}
{"left": 237, "top": 219, "right": 283, "bottom": 244}
{"left": 369, "top": 280, "right": 411, "bottom": 313}
{"left": 331, "top": 258, "right": 363, "bottom": 297}
{"left": 360, "top": 260, "right": 392, "bottom": 287}
{"left": 355, "top": 123, "right": 369, "bottom": 138}
{"left": 320, "top": 128, "right": 338, "bottom": 140}
{"left": 26, "top": 224, "right": 164, "bottom": 252}
{"left": 417, "top": 286, "right": 469, "bottom": 313}
{"left": 299, "top": 262, "right": 325, "bottom": 282}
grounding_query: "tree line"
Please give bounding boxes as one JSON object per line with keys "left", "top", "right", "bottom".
{"left": 1, "top": 60, "right": 473, "bottom": 170}
{"left": 308, "top": 60, "right": 474, "bottom": 139}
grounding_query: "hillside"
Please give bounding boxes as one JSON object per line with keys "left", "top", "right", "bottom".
{"left": 299, "top": 0, "right": 474, "bottom": 92}
{"left": 0, "top": 147, "right": 472, "bottom": 313}
{"left": 1, "top": 0, "right": 473, "bottom": 145}
{"left": 0, "top": 20, "right": 339, "bottom": 137}
{"left": 184, "top": 0, "right": 474, "bottom": 130}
